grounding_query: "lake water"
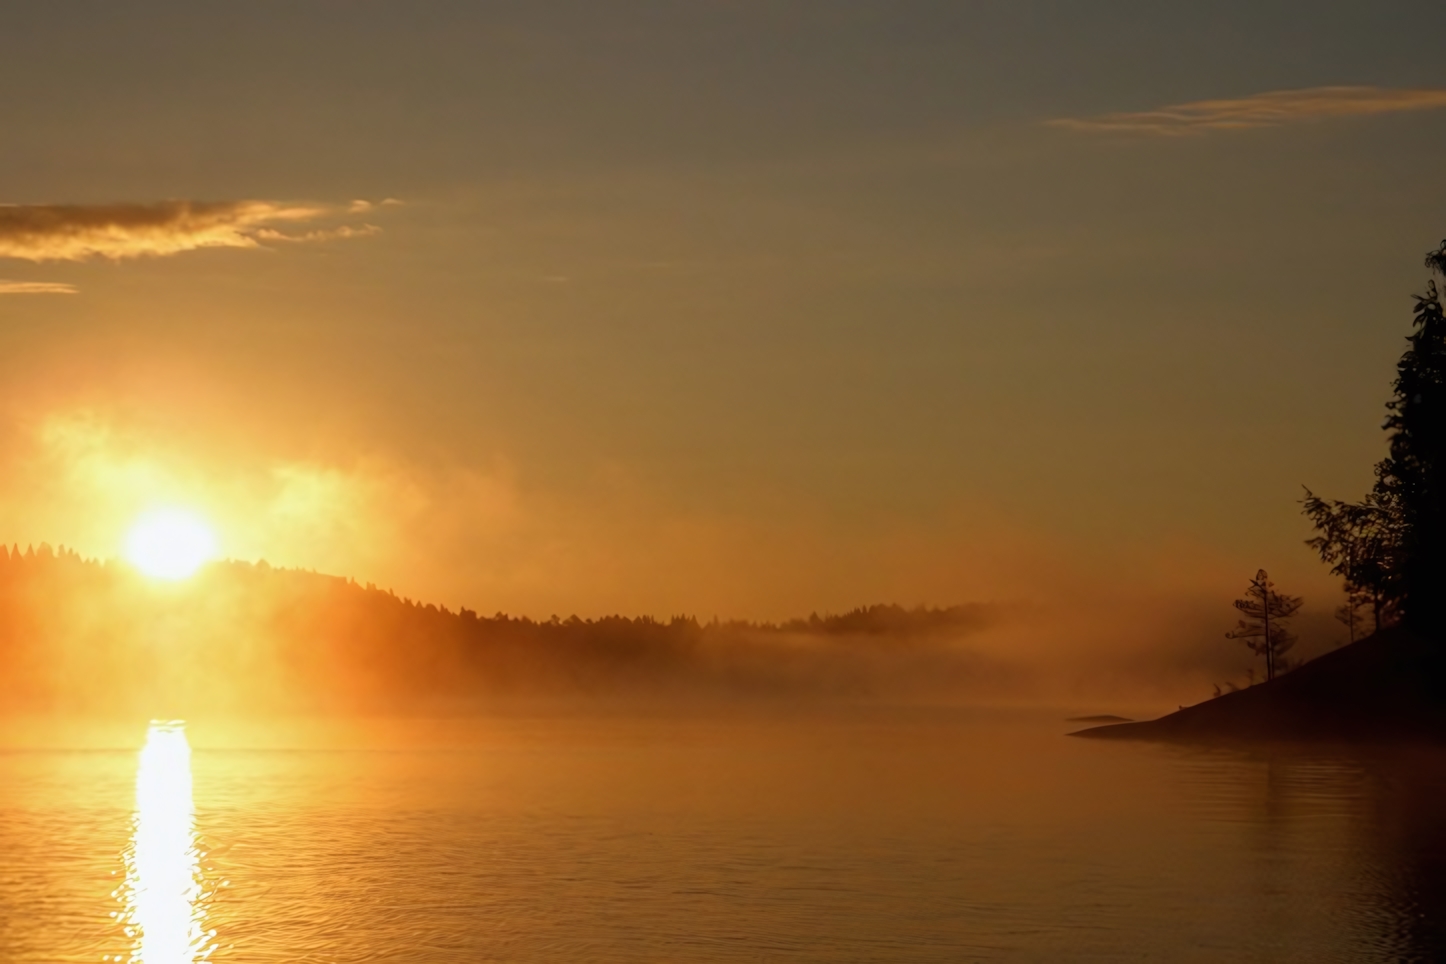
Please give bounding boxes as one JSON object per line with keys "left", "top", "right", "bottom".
{"left": 4, "top": 708, "right": 1446, "bottom": 963}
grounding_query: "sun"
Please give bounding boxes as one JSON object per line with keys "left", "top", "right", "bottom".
{"left": 124, "top": 508, "right": 219, "bottom": 580}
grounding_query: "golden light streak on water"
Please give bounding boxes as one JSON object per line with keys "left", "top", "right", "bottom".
{"left": 115, "top": 721, "right": 216, "bottom": 963}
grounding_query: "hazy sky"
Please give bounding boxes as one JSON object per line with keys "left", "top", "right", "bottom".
{"left": 2, "top": 1, "right": 1445, "bottom": 630}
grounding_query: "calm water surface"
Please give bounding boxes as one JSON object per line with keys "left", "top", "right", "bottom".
{"left": 3, "top": 709, "right": 1446, "bottom": 963}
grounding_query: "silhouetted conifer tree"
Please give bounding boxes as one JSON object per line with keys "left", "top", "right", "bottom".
{"left": 1378, "top": 245, "right": 1446, "bottom": 636}
{"left": 1335, "top": 588, "right": 1371, "bottom": 644}
{"left": 1305, "top": 240, "right": 1446, "bottom": 639}
{"left": 1303, "top": 485, "right": 1403, "bottom": 631}
{"left": 1226, "top": 569, "right": 1302, "bottom": 681}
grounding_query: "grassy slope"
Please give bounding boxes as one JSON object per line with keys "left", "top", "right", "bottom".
{"left": 1073, "top": 627, "right": 1446, "bottom": 743}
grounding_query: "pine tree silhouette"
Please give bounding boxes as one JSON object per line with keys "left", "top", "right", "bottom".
{"left": 1226, "top": 569, "right": 1302, "bottom": 681}
{"left": 1378, "top": 245, "right": 1446, "bottom": 636}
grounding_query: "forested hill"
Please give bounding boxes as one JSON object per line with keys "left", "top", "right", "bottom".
{"left": 0, "top": 544, "right": 1004, "bottom": 715}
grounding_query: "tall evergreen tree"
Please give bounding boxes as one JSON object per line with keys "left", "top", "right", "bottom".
{"left": 1377, "top": 243, "right": 1446, "bottom": 636}
{"left": 1305, "top": 240, "right": 1446, "bottom": 640}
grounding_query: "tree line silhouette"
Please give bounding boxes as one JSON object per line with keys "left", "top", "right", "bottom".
{"left": 0, "top": 545, "right": 1002, "bottom": 713}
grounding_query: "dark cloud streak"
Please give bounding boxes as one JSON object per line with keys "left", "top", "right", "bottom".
{"left": 1051, "top": 86, "right": 1446, "bottom": 135}
{"left": 0, "top": 200, "right": 381, "bottom": 262}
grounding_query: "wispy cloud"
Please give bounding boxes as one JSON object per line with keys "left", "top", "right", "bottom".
{"left": 348, "top": 198, "right": 403, "bottom": 214}
{"left": 254, "top": 224, "right": 382, "bottom": 244}
{"left": 0, "top": 280, "right": 77, "bottom": 295}
{"left": 0, "top": 200, "right": 383, "bottom": 262}
{"left": 1051, "top": 86, "right": 1446, "bottom": 135}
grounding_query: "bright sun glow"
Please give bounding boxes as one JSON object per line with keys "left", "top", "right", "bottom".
{"left": 125, "top": 509, "right": 218, "bottom": 580}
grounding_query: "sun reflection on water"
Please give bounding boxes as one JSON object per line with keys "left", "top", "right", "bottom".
{"left": 115, "top": 721, "right": 216, "bottom": 964}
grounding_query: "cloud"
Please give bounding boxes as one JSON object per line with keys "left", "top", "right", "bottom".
{"left": 1050, "top": 86, "right": 1446, "bottom": 135}
{"left": 348, "top": 198, "right": 402, "bottom": 213}
{"left": 0, "top": 200, "right": 383, "bottom": 262}
{"left": 0, "top": 280, "right": 76, "bottom": 295}
{"left": 254, "top": 224, "right": 382, "bottom": 244}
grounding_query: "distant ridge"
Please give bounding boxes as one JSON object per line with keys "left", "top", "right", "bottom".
{"left": 1072, "top": 627, "right": 1446, "bottom": 743}
{"left": 0, "top": 548, "right": 1009, "bottom": 713}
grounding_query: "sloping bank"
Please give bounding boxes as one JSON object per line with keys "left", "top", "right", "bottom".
{"left": 1073, "top": 627, "right": 1446, "bottom": 743}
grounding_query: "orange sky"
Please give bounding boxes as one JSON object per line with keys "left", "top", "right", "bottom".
{"left": 1, "top": 3, "right": 1444, "bottom": 640}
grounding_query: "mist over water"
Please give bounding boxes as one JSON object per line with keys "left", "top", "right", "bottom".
{"left": 0, "top": 549, "right": 1315, "bottom": 717}
{"left": 4, "top": 710, "right": 1446, "bottom": 962}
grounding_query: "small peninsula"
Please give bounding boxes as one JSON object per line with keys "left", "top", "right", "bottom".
{"left": 1073, "top": 627, "right": 1446, "bottom": 743}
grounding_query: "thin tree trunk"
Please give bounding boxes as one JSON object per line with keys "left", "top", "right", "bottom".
{"left": 1346, "top": 547, "right": 1357, "bottom": 643}
{"left": 1262, "top": 578, "right": 1273, "bottom": 682}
